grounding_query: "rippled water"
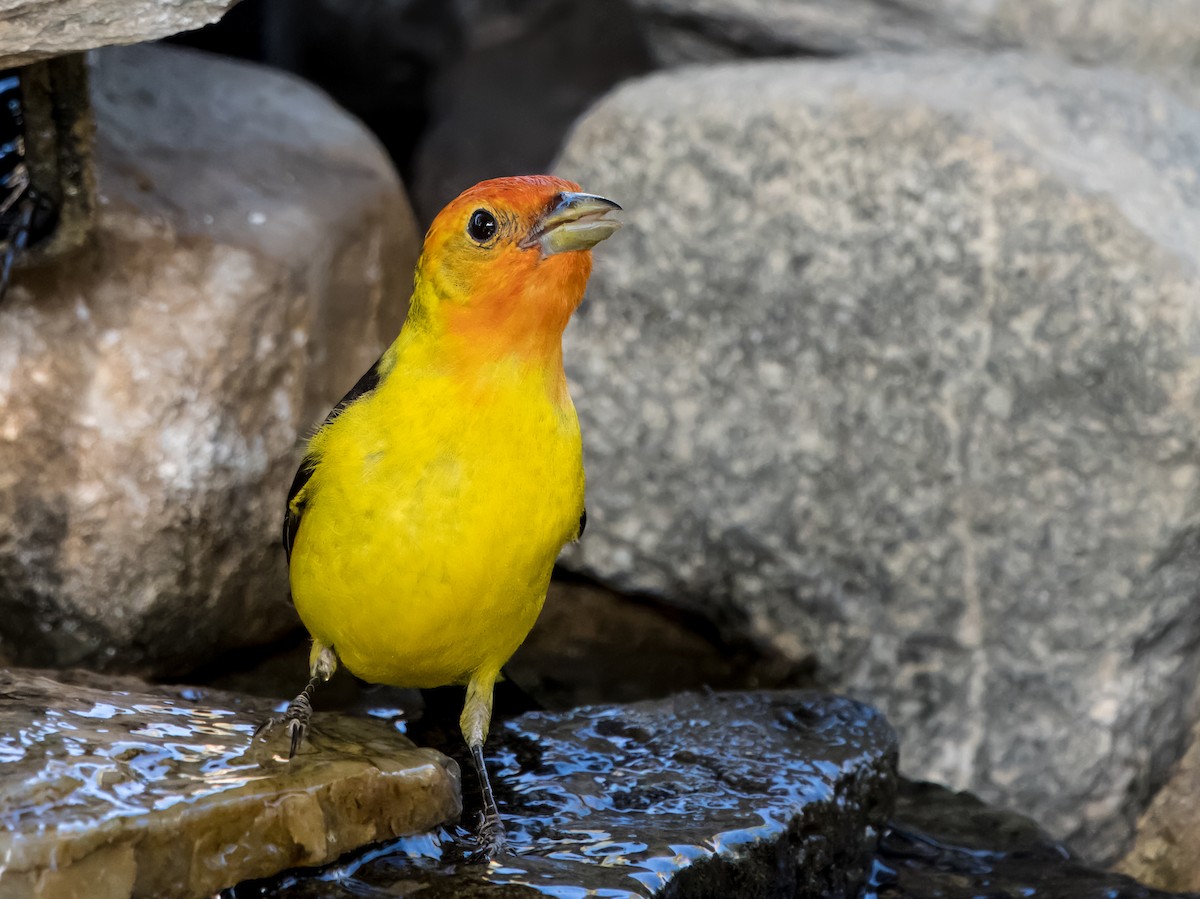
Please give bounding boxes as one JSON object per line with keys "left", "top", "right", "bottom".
{"left": 0, "top": 669, "right": 457, "bottom": 898}
{"left": 228, "top": 691, "right": 1198, "bottom": 899}
{"left": 2, "top": 668, "right": 1192, "bottom": 899}
{"left": 230, "top": 691, "right": 895, "bottom": 897}
{"left": 0, "top": 674, "right": 264, "bottom": 838}
{"left": 234, "top": 778, "right": 1200, "bottom": 899}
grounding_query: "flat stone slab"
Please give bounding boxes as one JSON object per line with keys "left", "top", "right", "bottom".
{"left": 0, "top": 0, "right": 241, "bottom": 68}
{"left": 0, "top": 669, "right": 460, "bottom": 899}
{"left": 241, "top": 690, "right": 898, "bottom": 898}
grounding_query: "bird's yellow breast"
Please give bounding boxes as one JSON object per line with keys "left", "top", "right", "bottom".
{"left": 288, "top": 358, "right": 584, "bottom": 688}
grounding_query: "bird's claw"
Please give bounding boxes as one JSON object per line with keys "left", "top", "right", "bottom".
{"left": 472, "top": 811, "right": 508, "bottom": 860}
{"left": 251, "top": 716, "right": 274, "bottom": 741}
{"left": 287, "top": 715, "right": 307, "bottom": 758}
{"left": 252, "top": 688, "right": 315, "bottom": 759}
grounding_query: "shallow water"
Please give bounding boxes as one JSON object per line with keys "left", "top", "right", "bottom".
{"left": 1, "top": 665, "right": 1192, "bottom": 898}
{"left": 233, "top": 778, "right": 1200, "bottom": 899}
{"left": 0, "top": 673, "right": 263, "bottom": 839}
{"left": 0, "top": 669, "right": 458, "bottom": 897}
{"left": 229, "top": 690, "right": 896, "bottom": 898}
{"left": 227, "top": 692, "right": 1198, "bottom": 899}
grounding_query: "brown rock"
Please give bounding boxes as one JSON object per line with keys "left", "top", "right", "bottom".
{"left": 0, "top": 43, "right": 417, "bottom": 673}
{"left": 0, "top": 0, "right": 242, "bottom": 68}
{"left": 1117, "top": 722, "right": 1200, "bottom": 891}
{"left": 0, "top": 668, "right": 460, "bottom": 899}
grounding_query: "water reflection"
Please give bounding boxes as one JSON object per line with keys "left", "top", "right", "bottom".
{"left": 230, "top": 691, "right": 895, "bottom": 897}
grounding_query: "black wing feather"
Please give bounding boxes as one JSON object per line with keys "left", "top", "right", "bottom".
{"left": 282, "top": 354, "right": 386, "bottom": 562}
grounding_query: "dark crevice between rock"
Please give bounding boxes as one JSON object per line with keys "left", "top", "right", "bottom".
{"left": 640, "top": 9, "right": 853, "bottom": 61}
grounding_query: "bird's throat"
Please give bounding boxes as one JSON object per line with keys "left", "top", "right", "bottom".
{"left": 397, "top": 300, "right": 570, "bottom": 410}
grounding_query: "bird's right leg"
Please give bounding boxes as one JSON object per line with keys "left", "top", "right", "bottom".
{"left": 254, "top": 641, "right": 337, "bottom": 758}
{"left": 461, "top": 669, "right": 506, "bottom": 857}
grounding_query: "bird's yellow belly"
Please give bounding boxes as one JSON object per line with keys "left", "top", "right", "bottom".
{"left": 288, "top": 381, "right": 583, "bottom": 689}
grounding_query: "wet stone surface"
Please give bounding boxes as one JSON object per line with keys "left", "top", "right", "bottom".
{"left": 868, "top": 780, "right": 1200, "bottom": 899}
{"left": 0, "top": 669, "right": 460, "bottom": 899}
{"left": 231, "top": 690, "right": 898, "bottom": 898}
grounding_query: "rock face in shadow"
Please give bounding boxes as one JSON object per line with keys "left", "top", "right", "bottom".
{"left": 240, "top": 690, "right": 898, "bottom": 897}
{"left": 869, "top": 780, "right": 1200, "bottom": 899}
{"left": 554, "top": 52, "right": 1200, "bottom": 859}
{"left": 0, "top": 43, "right": 417, "bottom": 674}
{"left": 0, "top": 668, "right": 460, "bottom": 899}
{"left": 410, "top": 0, "right": 655, "bottom": 222}
{"left": 505, "top": 578, "right": 811, "bottom": 708}
{"left": 628, "top": 0, "right": 1200, "bottom": 101}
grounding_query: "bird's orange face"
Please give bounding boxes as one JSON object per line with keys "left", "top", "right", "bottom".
{"left": 414, "top": 176, "right": 621, "bottom": 363}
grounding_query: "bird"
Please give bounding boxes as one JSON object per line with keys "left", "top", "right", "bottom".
{"left": 256, "top": 175, "right": 621, "bottom": 854}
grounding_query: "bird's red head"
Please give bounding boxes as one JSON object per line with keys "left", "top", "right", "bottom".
{"left": 412, "top": 176, "right": 621, "bottom": 365}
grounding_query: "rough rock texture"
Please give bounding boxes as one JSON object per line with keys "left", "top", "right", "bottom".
{"left": 0, "top": 43, "right": 416, "bottom": 673}
{"left": 0, "top": 668, "right": 460, "bottom": 899}
{"left": 0, "top": 0, "right": 242, "bottom": 68}
{"left": 1118, "top": 722, "right": 1200, "bottom": 892}
{"left": 554, "top": 53, "right": 1200, "bottom": 860}
{"left": 245, "top": 691, "right": 898, "bottom": 898}
{"left": 630, "top": 0, "right": 1200, "bottom": 100}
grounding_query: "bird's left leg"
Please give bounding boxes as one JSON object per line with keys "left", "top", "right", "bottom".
{"left": 461, "top": 668, "right": 505, "bottom": 857}
{"left": 254, "top": 641, "right": 337, "bottom": 758}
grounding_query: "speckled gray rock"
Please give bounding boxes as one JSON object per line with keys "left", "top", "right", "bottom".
{"left": 0, "top": 668, "right": 459, "bottom": 899}
{"left": 631, "top": 0, "right": 1200, "bottom": 101}
{"left": 0, "top": 0, "right": 242, "bottom": 67}
{"left": 555, "top": 53, "right": 1200, "bottom": 861}
{"left": 0, "top": 44, "right": 416, "bottom": 673}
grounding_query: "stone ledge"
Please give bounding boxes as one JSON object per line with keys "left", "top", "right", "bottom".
{"left": 0, "top": 668, "right": 460, "bottom": 899}
{"left": 0, "top": 0, "right": 241, "bottom": 68}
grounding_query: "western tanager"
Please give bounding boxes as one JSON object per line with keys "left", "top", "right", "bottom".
{"left": 258, "top": 175, "right": 621, "bottom": 854}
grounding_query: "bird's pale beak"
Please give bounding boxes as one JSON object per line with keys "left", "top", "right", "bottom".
{"left": 522, "top": 192, "right": 622, "bottom": 256}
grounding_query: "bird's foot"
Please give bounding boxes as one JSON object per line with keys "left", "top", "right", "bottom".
{"left": 471, "top": 810, "right": 508, "bottom": 860}
{"left": 252, "top": 685, "right": 316, "bottom": 758}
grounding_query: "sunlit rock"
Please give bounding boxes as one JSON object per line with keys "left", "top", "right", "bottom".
{"left": 0, "top": 0, "right": 243, "bottom": 68}
{"left": 0, "top": 668, "right": 460, "bottom": 899}
{"left": 1118, "top": 721, "right": 1200, "bottom": 892}
{"left": 555, "top": 52, "right": 1200, "bottom": 859}
{"left": 0, "top": 43, "right": 417, "bottom": 674}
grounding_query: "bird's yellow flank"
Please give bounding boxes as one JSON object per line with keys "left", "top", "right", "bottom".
{"left": 261, "top": 175, "right": 621, "bottom": 854}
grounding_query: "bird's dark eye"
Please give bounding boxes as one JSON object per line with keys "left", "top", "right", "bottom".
{"left": 467, "top": 209, "right": 498, "bottom": 243}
